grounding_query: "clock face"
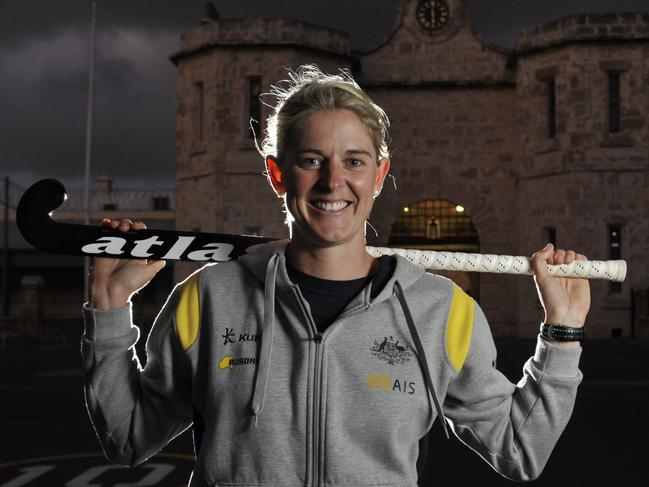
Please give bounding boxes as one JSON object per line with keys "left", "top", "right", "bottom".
{"left": 416, "top": 0, "right": 450, "bottom": 33}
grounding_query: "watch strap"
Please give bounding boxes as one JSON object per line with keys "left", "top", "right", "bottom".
{"left": 540, "top": 322, "right": 586, "bottom": 342}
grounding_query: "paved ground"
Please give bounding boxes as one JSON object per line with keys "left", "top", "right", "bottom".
{"left": 1, "top": 340, "right": 647, "bottom": 486}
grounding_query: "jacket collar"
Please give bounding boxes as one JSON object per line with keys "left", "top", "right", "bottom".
{"left": 238, "top": 240, "right": 426, "bottom": 305}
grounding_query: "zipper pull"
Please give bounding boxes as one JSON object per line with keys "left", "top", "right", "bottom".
{"left": 313, "top": 332, "right": 323, "bottom": 343}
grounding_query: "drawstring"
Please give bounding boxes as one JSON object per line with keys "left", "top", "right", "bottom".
{"left": 393, "top": 280, "right": 450, "bottom": 440}
{"left": 251, "top": 252, "right": 279, "bottom": 428}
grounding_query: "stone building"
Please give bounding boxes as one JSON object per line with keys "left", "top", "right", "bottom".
{"left": 170, "top": 0, "right": 649, "bottom": 339}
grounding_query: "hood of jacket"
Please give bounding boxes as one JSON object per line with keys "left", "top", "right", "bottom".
{"left": 239, "top": 239, "right": 425, "bottom": 305}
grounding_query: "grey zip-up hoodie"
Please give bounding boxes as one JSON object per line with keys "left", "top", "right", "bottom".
{"left": 81, "top": 240, "right": 583, "bottom": 486}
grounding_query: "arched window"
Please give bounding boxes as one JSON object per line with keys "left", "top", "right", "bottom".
{"left": 389, "top": 199, "right": 478, "bottom": 249}
{"left": 388, "top": 199, "right": 480, "bottom": 299}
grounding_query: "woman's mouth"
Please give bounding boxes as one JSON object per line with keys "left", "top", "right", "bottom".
{"left": 309, "top": 200, "right": 352, "bottom": 213}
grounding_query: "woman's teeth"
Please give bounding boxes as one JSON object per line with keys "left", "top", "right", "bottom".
{"left": 312, "top": 201, "right": 349, "bottom": 212}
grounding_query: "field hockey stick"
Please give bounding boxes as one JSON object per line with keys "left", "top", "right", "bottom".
{"left": 16, "top": 178, "right": 626, "bottom": 282}
{"left": 365, "top": 247, "right": 625, "bottom": 282}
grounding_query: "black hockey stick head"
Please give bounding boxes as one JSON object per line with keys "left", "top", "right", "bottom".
{"left": 16, "top": 178, "right": 278, "bottom": 262}
{"left": 17, "top": 178, "right": 69, "bottom": 253}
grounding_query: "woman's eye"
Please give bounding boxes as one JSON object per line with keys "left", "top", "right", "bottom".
{"left": 300, "top": 158, "right": 321, "bottom": 167}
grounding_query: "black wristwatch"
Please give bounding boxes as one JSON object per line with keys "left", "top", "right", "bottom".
{"left": 540, "top": 322, "right": 586, "bottom": 342}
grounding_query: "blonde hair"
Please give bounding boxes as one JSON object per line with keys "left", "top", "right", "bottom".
{"left": 256, "top": 64, "right": 391, "bottom": 163}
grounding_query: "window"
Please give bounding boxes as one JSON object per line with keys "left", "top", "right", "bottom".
{"left": 389, "top": 199, "right": 478, "bottom": 247}
{"left": 193, "top": 81, "right": 205, "bottom": 144}
{"left": 609, "top": 224, "right": 622, "bottom": 293}
{"left": 248, "top": 77, "right": 262, "bottom": 139}
{"left": 152, "top": 196, "right": 169, "bottom": 211}
{"left": 547, "top": 78, "right": 556, "bottom": 138}
{"left": 607, "top": 72, "right": 621, "bottom": 133}
{"left": 389, "top": 199, "right": 480, "bottom": 301}
{"left": 103, "top": 203, "right": 117, "bottom": 211}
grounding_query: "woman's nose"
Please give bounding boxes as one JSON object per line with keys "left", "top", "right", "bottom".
{"left": 319, "top": 161, "right": 343, "bottom": 190}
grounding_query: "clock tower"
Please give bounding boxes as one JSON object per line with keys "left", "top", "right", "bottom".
{"left": 358, "top": 0, "right": 508, "bottom": 86}
{"left": 405, "top": 0, "right": 469, "bottom": 43}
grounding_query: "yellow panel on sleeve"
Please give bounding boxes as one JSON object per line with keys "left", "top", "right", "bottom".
{"left": 446, "top": 284, "right": 475, "bottom": 373}
{"left": 175, "top": 273, "right": 200, "bottom": 351}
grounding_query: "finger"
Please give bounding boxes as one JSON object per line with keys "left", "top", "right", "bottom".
{"left": 101, "top": 218, "right": 120, "bottom": 230}
{"left": 531, "top": 243, "right": 554, "bottom": 282}
{"left": 101, "top": 218, "right": 119, "bottom": 229}
{"left": 575, "top": 253, "right": 587, "bottom": 261}
{"left": 118, "top": 219, "right": 133, "bottom": 232}
{"left": 147, "top": 259, "right": 166, "bottom": 270}
{"left": 131, "top": 220, "right": 147, "bottom": 230}
{"left": 565, "top": 249, "right": 576, "bottom": 264}
{"left": 553, "top": 248, "right": 566, "bottom": 264}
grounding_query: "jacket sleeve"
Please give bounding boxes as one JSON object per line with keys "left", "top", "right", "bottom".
{"left": 442, "top": 285, "right": 583, "bottom": 481}
{"left": 80, "top": 278, "right": 196, "bottom": 467}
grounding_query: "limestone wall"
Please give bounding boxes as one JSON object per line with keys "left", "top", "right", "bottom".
{"left": 171, "top": 3, "right": 649, "bottom": 338}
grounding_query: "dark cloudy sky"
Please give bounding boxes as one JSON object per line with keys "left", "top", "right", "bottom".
{"left": 2, "top": 0, "right": 648, "bottom": 191}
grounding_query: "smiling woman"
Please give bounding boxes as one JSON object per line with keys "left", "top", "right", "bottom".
{"left": 256, "top": 65, "right": 392, "bottom": 280}
{"left": 81, "top": 63, "right": 589, "bottom": 487}
{"left": 265, "top": 109, "right": 390, "bottom": 278}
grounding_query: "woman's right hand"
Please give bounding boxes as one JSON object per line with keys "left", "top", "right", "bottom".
{"left": 88, "top": 218, "right": 167, "bottom": 310}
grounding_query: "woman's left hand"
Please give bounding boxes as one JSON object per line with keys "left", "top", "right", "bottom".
{"left": 530, "top": 243, "right": 591, "bottom": 326}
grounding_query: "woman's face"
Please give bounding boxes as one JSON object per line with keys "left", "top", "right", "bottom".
{"left": 272, "top": 108, "right": 390, "bottom": 248}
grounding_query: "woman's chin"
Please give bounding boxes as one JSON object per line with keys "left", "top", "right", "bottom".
{"left": 293, "top": 226, "right": 362, "bottom": 247}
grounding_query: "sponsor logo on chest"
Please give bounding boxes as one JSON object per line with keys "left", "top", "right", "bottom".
{"left": 218, "top": 354, "right": 257, "bottom": 369}
{"left": 218, "top": 327, "right": 260, "bottom": 369}
{"left": 221, "top": 327, "right": 261, "bottom": 346}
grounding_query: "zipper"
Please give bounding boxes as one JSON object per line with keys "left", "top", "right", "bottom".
{"left": 290, "top": 285, "right": 371, "bottom": 487}
{"left": 312, "top": 331, "right": 323, "bottom": 487}
{"left": 290, "top": 286, "right": 322, "bottom": 487}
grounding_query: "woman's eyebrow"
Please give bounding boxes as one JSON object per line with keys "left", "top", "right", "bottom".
{"left": 296, "top": 148, "right": 324, "bottom": 155}
{"left": 295, "top": 148, "right": 372, "bottom": 157}
{"left": 345, "top": 149, "right": 372, "bottom": 157}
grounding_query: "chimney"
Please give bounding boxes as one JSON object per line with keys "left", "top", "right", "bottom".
{"left": 201, "top": 2, "right": 219, "bottom": 24}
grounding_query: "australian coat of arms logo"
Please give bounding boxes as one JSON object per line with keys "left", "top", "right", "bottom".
{"left": 370, "top": 336, "right": 413, "bottom": 365}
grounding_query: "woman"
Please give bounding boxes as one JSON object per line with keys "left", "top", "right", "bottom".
{"left": 85, "top": 65, "right": 590, "bottom": 486}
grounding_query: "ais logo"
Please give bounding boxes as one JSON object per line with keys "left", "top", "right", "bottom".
{"left": 367, "top": 373, "right": 416, "bottom": 394}
{"left": 219, "top": 354, "right": 257, "bottom": 369}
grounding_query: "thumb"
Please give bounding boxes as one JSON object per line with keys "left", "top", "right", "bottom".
{"left": 531, "top": 243, "right": 553, "bottom": 284}
{"left": 146, "top": 259, "right": 167, "bottom": 274}
{"left": 130, "top": 260, "right": 167, "bottom": 295}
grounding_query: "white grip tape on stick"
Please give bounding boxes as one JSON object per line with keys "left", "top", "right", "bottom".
{"left": 366, "top": 247, "right": 627, "bottom": 282}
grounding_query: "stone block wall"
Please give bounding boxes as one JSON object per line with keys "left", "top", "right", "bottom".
{"left": 364, "top": 85, "right": 521, "bottom": 335}
{"left": 172, "top": 20, "right": 353, "bottom": 282}
{"left": 517, "top": 12, "right": 649, "bottom": 52}
{"left": 514, "top": 25, "right": 649, "bottom": 338}
{"left": 171, "top": 2, "right": 649, "bottom": 338}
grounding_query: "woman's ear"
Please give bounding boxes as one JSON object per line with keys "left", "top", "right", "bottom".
{"left": 265, "top": 155, "right": 286, "bottom": 197}
{"left": 373, "top": 158, "right": 391, "bottom": 198}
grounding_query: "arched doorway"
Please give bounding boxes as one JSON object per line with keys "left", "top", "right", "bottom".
{"left": 388, "top": 199, "right": 480, "bottom": 300}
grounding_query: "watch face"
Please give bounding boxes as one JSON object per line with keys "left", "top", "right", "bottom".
{"left": 416, "top": 0, "right": 450, "bottom": 34}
